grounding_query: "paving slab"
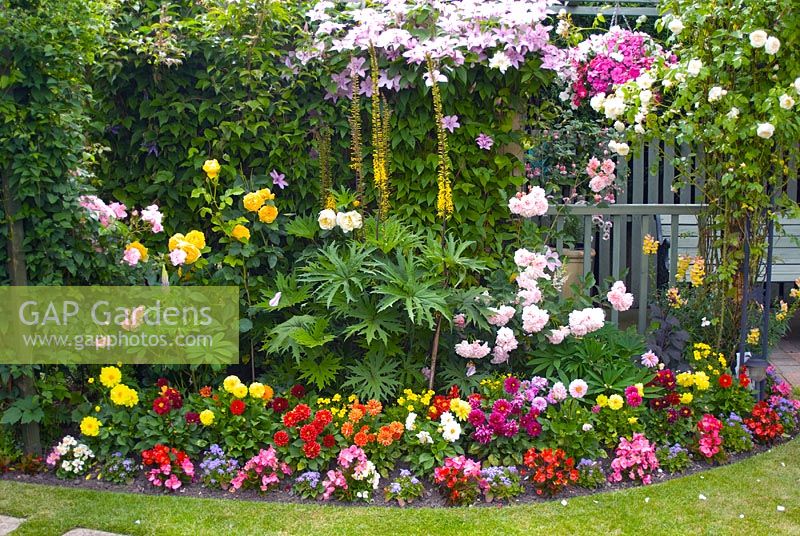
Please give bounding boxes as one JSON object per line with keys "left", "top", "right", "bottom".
{"left": 0, "top": 516, "right": 25, "bottom": 536}
{"left": 62, "top": 530, "right": 128, "bottom": 536}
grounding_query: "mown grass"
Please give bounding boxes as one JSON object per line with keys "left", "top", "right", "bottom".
{"left": 0, "top": 438, "right": 798, "bottom": 535}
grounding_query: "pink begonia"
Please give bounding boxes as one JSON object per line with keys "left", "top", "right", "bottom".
{"left": 521, "top": 304, "right": 549, "bottom": 334}
{"left": 568, "top": 307, "right": 605, "bottom": 337}
{"left": 169, "top": 248, "right": 187, "bottom": 266}
{"left": 491, "top": 327, "right": 518, "bottom": 364}
{"left": 568, "top": 379, "right": 588, "bottom": 399}
{"left": 608, "top": 433, "right": 659, "bottom": 485}
{"left": 547, "top": 326, "right": 570, "bottom": 344}
{"left": 122, "top": 247, "right": 142, "bottom": 266}
{"left": 454, "top": 340, "right": 491, "bottom": 359}
{"left": 164, "top": 474, "right": 182, "bottom": 490}
{"left": 488, "top": 305, "right": 516, "bottom": 327}
{"left": 508, "top": 187, "right": 549, "bottom": 218}
{"left": 606, "top": 280, "right": 634, "bottom": 312}
{"left": 697, "top": 414, "right": 723, "bottom": 458}
{"left": 321, "top": 469, "right": 347, "bottom": 500}
{"left": 548, "top": 382, "right": 568, "bottom": 403}
{"left": 141, "top": 204, "right": 164, "bottom": 233}
{"left": 640, "top": 350, "right": 659, "bottom": 368}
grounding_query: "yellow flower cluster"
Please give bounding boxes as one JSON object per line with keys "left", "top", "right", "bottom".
{"left": 693, "top": 371, "right": 710, "bottom": 390}
{"left": 676, "top": 372, "right": 694, "bottom": 388}
{"left": 776, "top": 300, "right": 789, "bottom": 321}
{"left": 747, "top": 328, "right": 760, "bottom": 345}
{"left": 690, "top": 343, "right": 726, "bottom": 376}
{"left": 99, "top": 366, "right": 122, "bottom": 389}
{"left": 221, "top": 375, "right": 269, "bottom": 402}
{"left": 80, "top": 416, "right": 101, "bottom": 437}
{"left": 449, "top": 398, "right": 471, "bottom": 421}
{"left": 242, "top": 188, "right": 279, "bottom": 224}
{"left": 125, "top": 241, "right": 148, "bottom": 262}
{"left": 690, "top": 256, "right": 705, "bottom": 287}
{"left": 348, "top": 66, "right": 364, "bottom": 202}
{"left": 200, "top": 409, "right": 215, "bottom": 426}
{"left": 397, "top": 388, "right": 434, "bottom": 414}
{"left": 676, "top": 254, "right": 691, "bottom": 281}
{"left": 666, "top": 287, "right": 684, "bottom": 309}
{"left": 169, "top": 230, "right": 206, "bottom": 264}
{"left": 679, "top": 392, "right": 693, "bottom": 404}
{"left": 642, "top": 234, "right": 659, "bottom": 255}
{"left": 595, "top": 393, "right": 623, "bottom": 410}
{"left": 110, "top": 384, "right": 139, "bottom": 407}
{"left": 370, "top": 45, "right": 391, "bottom": 219}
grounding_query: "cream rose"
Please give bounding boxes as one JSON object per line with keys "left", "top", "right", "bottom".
{"left": 335, "top": 210, "right": 363, "bottom": 233}
{"left": 687, "top": 59, "right": 703, "bottom": 76}
{"left": 779, "top": 94, "right": 795, "bottom": 110}
{"left": 749, "top": 30, "right": 768, "bottom": 48}
{"left": 318, "top": 209, "right": 337, "bottom": 230}
{"left": 668, "top": 18, "right": 684, "bottom": 34}
{"left": 764, "top": 36, "right": 780, "bottom": 55}
{"left": 756, "top": 122, "right": 774, "bottom": 139}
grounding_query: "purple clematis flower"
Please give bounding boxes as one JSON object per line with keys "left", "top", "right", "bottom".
{"left": 476, "top": 133, "right": 494, "bottom": 150}
{"left": 441, "top": 115, "right": 460, "bottom": 133}
{"left": 270, "top": 169, "right": 288, "bottom": 189}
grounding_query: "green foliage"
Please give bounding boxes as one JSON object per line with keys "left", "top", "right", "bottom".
{"left": 341, "top": 351, "right": 402, "bottom": 401}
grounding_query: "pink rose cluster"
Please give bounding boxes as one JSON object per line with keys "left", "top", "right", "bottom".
{"left": 492, "top": 327, "right": 518, "bottom": 364}
{"left": 521, "top": 304, "right": 550, "bottom": 334}
{"left": 454, "top": 340, "right": 491, "bottom": 359}
{"left": 488, "top": 305, "right": 516, "bottom": 327}
{"left": 79, "top": 195, "right": 127, "bottom": 227}
{"left": 508, "top": 187, "right": 549, "bottom": 218}
{"left": 586, "top": 156, "right": 617, "bottom": 197}
{"left": 229, "top": 447, "right": 292, "bottom": 492}
{"left": 697, "top": 414, "right": 723, "bottom": 458}
{"left": 608, "top": 433, "right": 659, "bottom": 485}
{"left": 568, "top": 307, "right": 605, "bottom": 337}
{"left": 606, "top": 280, "right": 634, "bottom": 312}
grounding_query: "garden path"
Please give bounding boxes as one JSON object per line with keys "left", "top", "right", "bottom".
{"left": 0, "top": 516, "right": 24, "bottom": 535}
{"left": 772, "top": 338, "right": 800, "bottom": 387}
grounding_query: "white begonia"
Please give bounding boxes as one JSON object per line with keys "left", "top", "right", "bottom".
{"left": 687, "top": 59, "right": 703, "bottom": 76}
{"left": 749, "top": 30, "right": 768, "bottom": 48}
{"left": 318, "top": 209, "right": 337, "bottom": 230}
{"left": 668, "top": 18, "right": 684, "bottom": 35}
{"left": 603, "top": 96, "right": 626, "bottom": 120}
{"left": 756, "top": 122, "right": 775, "bottom": 139}
{"left": 416, "top": 430, "right": 433, "bottom": 444}
{"left": 405, "top": 412, "right": 417, "bottom": 431}
{"left": 589, "top": 93, "right": 606, "bottom": 112}
{"left": 727, "top": 107, "right": 740, "bottom": 119}
{"left": 765, "top": 36, "right": 780, "bottom": 55}
{"left": 779, "top": 94, "right": 796, "bottom": 110}
{"left": 613, "top": 120, "right": 626, "bottom": 132}
{"left": 639, "top": 89, "right": 653, "bottom": 104}
{"left": 708, "top": 86, "right": 727, "bottom": 102}
{"left": 559, "top": 90, "right": 570, "bottom": 102}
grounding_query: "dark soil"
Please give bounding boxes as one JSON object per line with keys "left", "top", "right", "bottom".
{"left": 1, "top": 435, "right": 793, "bottom": 509}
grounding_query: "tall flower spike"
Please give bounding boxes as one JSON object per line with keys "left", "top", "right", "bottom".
{"left": 348, "top": 59, "right": 363, "bottom": 204}
{"left": 370, "top": 44, "right": 391, "bottom": 219}
{"left": 317, "top": 126, "right": 333, "bottom": 210}
{"left": 426, "top": 55, "right": 453, "bottom": 220}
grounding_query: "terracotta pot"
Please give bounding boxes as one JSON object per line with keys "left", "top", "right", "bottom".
{"left": 561, "top": 247, "right": 595, "bottom": 299}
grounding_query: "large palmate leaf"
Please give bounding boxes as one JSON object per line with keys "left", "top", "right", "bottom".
{"left": 371, "top": 250, "right": 449, "bottom": 329}
{"left": 338, "top": 295, "right": 405, "bottom": 347}
{"left": 289, "top": 317, "right": 335, "bottom": 349}
{"left": 263, "top": 315, "right": 320, "bottom": 358}
{"left": 300, "top": 242, "right": 374, "bottom": 307}
{"left": 341, "top": 350, "right": 402, "bottom": 401}
{"left": 296, "top": 354, "right": 342, "bottom": 390}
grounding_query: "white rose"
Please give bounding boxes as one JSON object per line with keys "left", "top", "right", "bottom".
{"left": 795, "top": 77, "right": 800, "bottom": 94}
{"left": 613, "top": 120, "right": 625, "bottom": 132}
{"left": 589, "top": 93, "right": 606, "bottom": 112}
{"left": 634, "top": 124, "right": 645, "bottom": 134}
{"left": 727, "top": 107, "right": 740, "bottom": 119}
{"left": 668, "top": 18, "right": 684, "bottom": 34}
{"left": 636, "top": 73, "right": 654, "bottom": 89}
{"left": 765, "top": 36, "right": 780, "bottom": 55}
{"left": 603, "top": 96, "right": 626, "bottom": 119}
{"left": 615, "top": 142, "right": 630, "bottom": 156}
{"left": 779, "top": 94, "right": 795, "bottom": 110}
{"left": 317, "top": 209, "right": 337, "bottom": 230}
{"left": 708, "top": 86, "right": 727, "bottom": 102}
{"left": 749, "top": 30, "right": 768, "bottom": 48}
{"left": 336, "top": 210, "right": 362, "bottom": 233}
{"left": 687, "top": 59, "right": 703, "bottom": 76}
{"left": 639, "top": 89, "right": 653, "bottom": 104}
{"left": 756, "top": 122, "right": 774, "bottom": 139}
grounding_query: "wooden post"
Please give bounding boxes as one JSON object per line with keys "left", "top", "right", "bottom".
{"left": 2, "top": 172, "right": 41, "bottom": 456}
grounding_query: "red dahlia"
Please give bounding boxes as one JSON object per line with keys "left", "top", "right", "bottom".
{"left": 290, "top": 384, "right": 306, "bottom": 398}
{"left": 273, "top": 430, "right": 290, "bottom": 447}
{"left": 230, "top": 399, "right": 246, "bottom": 416}
{"left": 718, "top": 374, "right": 733, "bottom": 388}
{"left": 272, "top": 397, "right": 289, "bottom": 413}
{"left": 153, "top": 396, "right": 171, "bottom": 415}
{"left": 300, "top": 423, "right": 319, "bottom": 442}
{"left": 303, "top": 441, "right": 321, "bottom": 459}
{"left": 322, "top": 434, "right": 335, "bottom": 448}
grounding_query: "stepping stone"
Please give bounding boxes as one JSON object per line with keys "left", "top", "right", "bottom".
{"left": 0, "top": 516, "right": 25, "bottom": 536}
{"left": 62, "top": 531, "right": 127, "bottom": 536}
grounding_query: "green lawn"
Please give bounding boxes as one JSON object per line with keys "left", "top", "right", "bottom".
{"left": 1, "top": 440, "right": 799, "bottom": 536}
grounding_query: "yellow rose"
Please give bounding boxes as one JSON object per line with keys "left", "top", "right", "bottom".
{"left": 232, "top": 383, "right": 248, "bottom": 399}
{"left": 596, "top": 394, "right": 609, "bottom": 407}
{"left": 199, "top": 409, "right": 215, "bottom": 426}
{"left": 223, "top": 375, "right": 241, "bottom": 393}
{"left": 258, "top": 205, "right": 278, "bottom": 224}
{"left": 80, "top": 416, "right": 102, "bottom": 437}
{"left": 168, "top": 233, "right": 185, "bottom": 251}
{"left": 99, "top": 366, "right": 122, "bottom": 389}
{"left": 607, "top": 394, "right": 624, "bottom": 411}
{"left": 184, "top": 230, "right": 206, "bottom": 250}
{"left": 243, "top": 192, "right": 265, "bottom": 212}
{"left": 203, "top": 159, "right": 221, "bottom": 179}
{"left": 231, "top": 224, "right": 250, "bottom": 242}
{"left": 249, "top": 382, "right": 266, "bottom": 399}
{"left": 257, "top": 188, "right": 275, "bottom": 201}
{"left": 680, "top": 392, "right": 693, "bottom": 404}
{"left": 125, "top": 241, "right": 148, "bottom": 262}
